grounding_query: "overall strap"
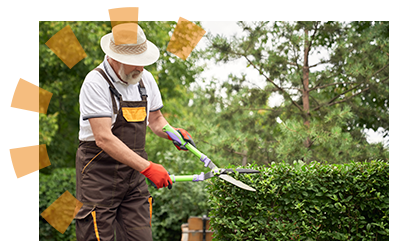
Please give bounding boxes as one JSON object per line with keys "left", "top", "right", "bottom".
{"left": 138, "top": 79, "right": 147, "bottom": 101}
{"left": 93, "top": 68, "right": 120, "bottom": 114}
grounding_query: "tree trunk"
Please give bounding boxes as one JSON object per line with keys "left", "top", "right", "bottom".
{"left": 303, "top": 29, "right": 312, "bottom": 148}
{"left": 241, "top": 150, "right": 248, "bottom": 166}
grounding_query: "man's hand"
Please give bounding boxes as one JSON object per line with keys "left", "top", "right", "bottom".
{"left": 167, "top": 127, "right": 196, "bottom": 151}
{"left": 140, "top": 162, "right": 172, "bottom": 189}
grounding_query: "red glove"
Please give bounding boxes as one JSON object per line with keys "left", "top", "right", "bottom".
{"left": 140, "top": 162, "right": 172, "bottom": 189}
{"left": 167, "top": 127, "right": 196, "bottom": 151}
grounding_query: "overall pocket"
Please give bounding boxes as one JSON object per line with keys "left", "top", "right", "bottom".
{"left": 122, "top": 107, "right": 146, "bottom": 122}
{"left": 81, "top": 149, "right": 104, "bottom": 175}
{"left": 79, "top": 145, "right": 119, "bottom": 206}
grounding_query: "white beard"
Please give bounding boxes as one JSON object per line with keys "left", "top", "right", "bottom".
{"left": 118, "top": 67, "right": 143, "bottom": 85}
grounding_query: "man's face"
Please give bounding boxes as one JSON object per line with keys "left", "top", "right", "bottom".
{"left": 117, "top": 63, "right": 144, "bottom": 85}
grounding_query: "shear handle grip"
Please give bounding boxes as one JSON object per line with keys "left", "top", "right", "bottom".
{"left": 163, "top": 124, "right": 203, "bottom": 159}
{"left": 163, "top": 124, "right": 185, "bottom": 145}
{"left": 169, "top": 173, "right": 205, "bottom": 182}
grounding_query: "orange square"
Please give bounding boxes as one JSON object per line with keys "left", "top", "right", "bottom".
{"left": 11, "top": 79, "right": 52, "bottom": 114}
{"left": 108, "top": 7, "right": 139, "bottom": 29}
{"left": 111, "top": 21, "right": 139, "bottom": 28}
{"left": 39, "top": 87, "right": 52, "bottom": 114}
{"left": 45, "top": 25, "right": 87, "bottom": 69}
{"left": 112, "top": 23, "right": 138, "bottom": 45}
{"left": 39, "top": 144, "right": 51, "bottom": 170}
{"left": 10, "top": 144, "right": 51, "bottom": 178}
{"left": 167, "top": 17, "right": 206, "bottom": 60}
{"left": 41, "top": 191, "right": 83, "bottom": 234}
{"left": 11, "top": 79, "right": 38, "bottom": 113}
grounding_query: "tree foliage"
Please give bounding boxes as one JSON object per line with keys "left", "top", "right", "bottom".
{"left": 188, "top": 21, "right": 388, "bottom": 166}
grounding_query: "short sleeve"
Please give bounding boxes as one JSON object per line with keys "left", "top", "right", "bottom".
{"left": 142, "top": 70, "right": 163, "bottom": 112}
{"left": 79, "top": 72, "right": 113, "bottom": 120}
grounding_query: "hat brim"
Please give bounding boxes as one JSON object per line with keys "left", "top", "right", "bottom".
{"left": 100, "top": 33, "right": 160, "bottom": 66}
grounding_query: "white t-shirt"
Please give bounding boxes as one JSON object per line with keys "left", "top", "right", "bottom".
{"left": 78, "top": 56, "right": 163, "bottom": 141}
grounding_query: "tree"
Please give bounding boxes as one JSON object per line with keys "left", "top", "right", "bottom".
{"left": 186, "top": 21, "right": 388, "bottom": 166}
{"left": 39, "top": 21, "right": 111, "bottom": 172}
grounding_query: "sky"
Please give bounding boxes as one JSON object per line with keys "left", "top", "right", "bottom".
{"left": 195, "top": 21, "right": 388, "bottom": 146}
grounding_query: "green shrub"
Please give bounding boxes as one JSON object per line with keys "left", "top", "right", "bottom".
{"left": 39, "top": 167, "right": 77, "bottom": 241}
{"left": 150, "top": 181, "right": 210, "bottom": 241}
{"left": 208, "top": 160, "right": 389, "bottom": 241}
{"left": 146, "top": 130, "right": 211, "bottom": 241}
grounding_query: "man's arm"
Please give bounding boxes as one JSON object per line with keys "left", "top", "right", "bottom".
{"left": 148, "top": 110, "right": 196, "bottom": 150}
{"left": 89, "top": 116, "right": 172, "bottom": 189}
{"left": 89, "top": 117, "right": 150, "bottom": 171}
{"left": 148, "top": 110, "right": 169, "bottom": 139}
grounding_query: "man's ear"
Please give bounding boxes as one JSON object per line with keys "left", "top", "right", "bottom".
{"left": 108, "top": 57, "right": 120, "bottom": 72}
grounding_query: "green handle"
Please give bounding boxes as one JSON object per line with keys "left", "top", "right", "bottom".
{"left": 163, "top": 124, "right": 203, "bottom": 159}
{"left": 170, "top": 172, "right": 205, "bottom": 182}
{"left": 183, "top": 142, "right": 203, "bottom": 159}
{"left": 170, "top": 175, "right": 194, "bottom": 182}
{"left": 163, "top": 124, "right": 185, "bottom": 144}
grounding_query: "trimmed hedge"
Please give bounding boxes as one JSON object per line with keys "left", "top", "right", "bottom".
{"left": 207, "top": 161, "right": 389, "bottom": 241}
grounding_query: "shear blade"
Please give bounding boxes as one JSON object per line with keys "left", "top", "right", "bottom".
{"left": 218, "top": 174, "right": 256, "bottom": 192}
{"left": 222, "top": 169, "right": 260, "bottom": 174}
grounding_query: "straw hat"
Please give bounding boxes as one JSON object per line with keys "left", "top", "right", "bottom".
{"left": 100, "top": 23, "right": 160, "bottom": 66}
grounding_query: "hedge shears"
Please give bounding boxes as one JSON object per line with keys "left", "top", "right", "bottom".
{"left": 163, "top": 124, "right": 259, "bottom": 192}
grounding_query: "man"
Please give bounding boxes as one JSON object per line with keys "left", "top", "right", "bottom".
{"left": 74, "top": 23, "right": 195, "bottom": 241}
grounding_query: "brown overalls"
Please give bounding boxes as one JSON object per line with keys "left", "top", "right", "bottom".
{"left": 75, "top": 68, "right": 153, "bottom": 241}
